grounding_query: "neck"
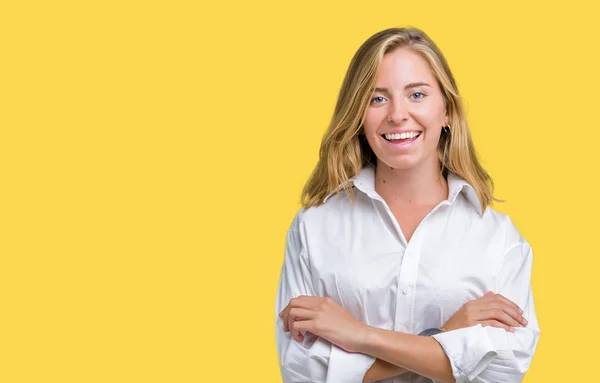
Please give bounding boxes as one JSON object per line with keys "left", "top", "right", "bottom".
{"left": 374, "top": 159, "right": 448, "bottom": 207}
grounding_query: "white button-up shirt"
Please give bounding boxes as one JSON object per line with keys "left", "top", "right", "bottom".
{"left": 275, "top": 164, "right": 541, "bottom": 383}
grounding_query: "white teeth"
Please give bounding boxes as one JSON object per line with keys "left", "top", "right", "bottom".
{"left": 384, "top": 131, "right": 420, "bottom": 140}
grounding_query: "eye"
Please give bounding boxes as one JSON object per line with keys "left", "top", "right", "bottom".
{"left": 371, "top": 96, "right": 386, "bottom": 104}
{"left": 411, "top": 92, "right": 426, "bottom": 100}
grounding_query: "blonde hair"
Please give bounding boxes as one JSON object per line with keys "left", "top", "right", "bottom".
{"left": 301, "top": 26, "right": 497, "bottom": 213}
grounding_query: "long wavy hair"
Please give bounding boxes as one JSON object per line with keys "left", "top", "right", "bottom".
{"left": 300, "top": 26, "right": 497, "bottom": 213}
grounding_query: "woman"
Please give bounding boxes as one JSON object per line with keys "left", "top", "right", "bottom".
{"left": 275, "top": 27, "right": 540, "bottom": 383}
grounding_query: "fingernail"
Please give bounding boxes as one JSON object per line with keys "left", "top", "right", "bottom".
{"left": 510, "top": 327, "right": 515, "bottom": 333}
{"left": 519, "top": 308, "right": 523, "bottom": 314}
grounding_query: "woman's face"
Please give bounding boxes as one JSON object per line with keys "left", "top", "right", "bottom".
{"left": 363, "top": 47, "right": 448, "bottom": 172}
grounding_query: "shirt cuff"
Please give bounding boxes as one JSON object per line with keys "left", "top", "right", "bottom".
{"left": 327, "top": 344, "right": 377, "bottom": 383}
{"left": 431, "top": 324, "right": 497, "bottom": 382}
{"left": 280, "top": 335, "right": 329, "bottom": 382}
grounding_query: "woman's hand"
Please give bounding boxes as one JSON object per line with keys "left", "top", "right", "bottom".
{"left": 443, "top": 291, "right": 528, "bottom": 332}
{"left": 278, "top": 296, "right": 368, "bottom": 353}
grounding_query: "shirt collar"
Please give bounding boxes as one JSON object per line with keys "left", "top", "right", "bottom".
{"left": 324, "top": 164, "right": 483, "bottom": 216}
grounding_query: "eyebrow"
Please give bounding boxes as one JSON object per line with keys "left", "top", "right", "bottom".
{"left": 371, "top": 82, "right": 431, "bottom": 93}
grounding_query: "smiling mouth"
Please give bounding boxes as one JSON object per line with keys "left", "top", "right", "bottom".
{"left": 381, "top": 132, "right": 422, "bottom": 142}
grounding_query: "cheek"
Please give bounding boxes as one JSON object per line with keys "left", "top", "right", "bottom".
{"left": 412, "top": 104, "right": 444, "bottom": 128}
{"left": 363, "top": 113, "right": 381, "bottom": 137}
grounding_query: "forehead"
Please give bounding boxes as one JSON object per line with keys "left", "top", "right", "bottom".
{"left": 375, "top": 48, "right": 436, "bottom": 85}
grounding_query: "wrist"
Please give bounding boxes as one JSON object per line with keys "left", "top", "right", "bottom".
{"left": 356, "top": 323, "right": 383, "bottom": 355}
{"left": 355, "top": 322, "right": 376, "bottom": 354}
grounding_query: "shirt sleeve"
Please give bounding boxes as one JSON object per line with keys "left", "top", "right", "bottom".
{"left": 431, "top": 219, "right": 541, "bottom": 383}
{"left": 275, "top": 213, "right": 377, "bottom": 383}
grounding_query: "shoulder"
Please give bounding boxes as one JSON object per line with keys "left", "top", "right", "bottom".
{"left": 484, "top": 206, "right": 532, "bottom": 258}
{"left": 289, "top": 188, "right": 361, "bottom": 233}
{"left": 303, "top": 188, "right": 357, "bottom": 218}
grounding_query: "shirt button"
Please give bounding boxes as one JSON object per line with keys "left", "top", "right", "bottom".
{"left": 402, "top": 287, "right": 412, "bottom": 294}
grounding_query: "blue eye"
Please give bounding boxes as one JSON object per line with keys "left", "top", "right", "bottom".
{"left": 411, "top": 92, "right": 426, "bottom": 100}
{"left": 371, "top": 96, "right": 385, "bottom": 104}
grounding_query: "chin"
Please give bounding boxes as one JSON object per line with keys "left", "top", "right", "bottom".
{"left": 378, "top": 157, "right": 421, "bottom": 170}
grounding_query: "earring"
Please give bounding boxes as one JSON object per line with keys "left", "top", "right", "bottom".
{"left": 443, "top": 124, "right": 451, "bottom": 134}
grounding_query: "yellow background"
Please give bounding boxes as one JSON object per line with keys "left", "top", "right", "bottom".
{"left": 1, "top": 0, "right": 598, "bottom": 381}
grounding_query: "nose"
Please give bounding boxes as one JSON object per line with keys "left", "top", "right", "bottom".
{"left": 388, "top": 98, "right": 409, "bottom": 124}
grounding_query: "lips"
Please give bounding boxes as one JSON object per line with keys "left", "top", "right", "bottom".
{"left": 381, "top": 131, "right": 422, "bottom": 142}
{"left": 380, "top": 131, "right": 422, "bottom": 148}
